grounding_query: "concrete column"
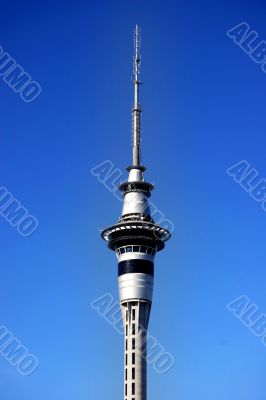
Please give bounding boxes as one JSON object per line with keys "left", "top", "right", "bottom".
{"left": 121, "top": 301, "right": 151, "bottom": 400}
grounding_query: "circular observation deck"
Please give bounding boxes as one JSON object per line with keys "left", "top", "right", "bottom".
{"left": 101, "top": 221, "right": 171, "bottom": 252}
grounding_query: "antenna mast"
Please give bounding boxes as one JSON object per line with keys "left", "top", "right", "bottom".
{"left": 132, "top": 25, "right": 142, "bottom": 166}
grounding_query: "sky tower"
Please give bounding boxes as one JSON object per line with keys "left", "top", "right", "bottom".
{"left": 101, "top": 25, "right": 171, "bottom": 400}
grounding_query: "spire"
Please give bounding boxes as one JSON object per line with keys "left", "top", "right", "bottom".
{"left": 132, "top": 24, "right": 142, "bottom": 167}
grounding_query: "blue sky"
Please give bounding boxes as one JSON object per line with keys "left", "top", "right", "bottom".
{"left": 1, "top": 0, "right": 266, "bottom": 399}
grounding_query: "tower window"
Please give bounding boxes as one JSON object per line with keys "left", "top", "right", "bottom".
{"left": 132, "top": 383, "right": 135, "bottom": 395}
{"left": 126, "top": 325, "right": 128, "bottom": 336}
{"left": 121, "top": 247, "right": 125, "bottom": 254}
{"left": 132, "top": 367, "right": 135, "bottom": 379}
{"left": 132, "top": 338, "right": 135, "bottom": 350}
{"left": 126, "top": 246, "right": 132, "bottom": 252}
{"left": 132, "top": 323, "right": 135, "bottom": 335}
{"left": 125, "top": 354, "right": 127, "bottom": 365}
{"left": 125, "top": 384, "right": 127, "bottom": 396}
{"left": 126, "top": 339, "right": 128, "bottom": 351}
{"left": 125, "top": 368, "right": 127, "bottom": 380}
{"left": 132, "top": 309, "right": 135, "bottom": 321}
{"left": 132, "top": 353, "right": 135, "bottom": 364}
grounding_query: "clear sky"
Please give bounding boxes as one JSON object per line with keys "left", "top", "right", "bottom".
{"left": 1, "top": 0, "right": 266, "bottom": 399}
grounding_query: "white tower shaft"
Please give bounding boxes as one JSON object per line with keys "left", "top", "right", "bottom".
{"left": 121, "top": 301, "right": 151, "bottom": 400}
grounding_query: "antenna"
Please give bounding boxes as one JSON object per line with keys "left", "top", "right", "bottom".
{"left": 132, "top": 25, "right": 142, "bottom": 166}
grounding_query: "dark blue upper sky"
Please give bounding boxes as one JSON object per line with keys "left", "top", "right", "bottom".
{"left": 1, "top": 0, "right": 266, "bottom": 399}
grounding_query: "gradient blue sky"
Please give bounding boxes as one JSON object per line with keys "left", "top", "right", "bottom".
{"left": 1, "top": 0, "right": 266, "bottom": 399}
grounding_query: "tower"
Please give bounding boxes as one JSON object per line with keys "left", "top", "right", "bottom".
{"left": 101, "top": 25, "right": 171, "bottom": 400}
